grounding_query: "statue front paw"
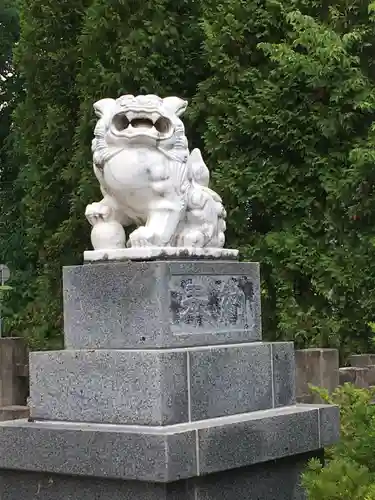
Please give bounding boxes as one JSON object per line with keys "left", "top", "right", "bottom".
{"left": 128, "top": 226, "right": 157, "bottom": 247}
{"left": 85, "top": 202, "right": 113, "bottom": 226}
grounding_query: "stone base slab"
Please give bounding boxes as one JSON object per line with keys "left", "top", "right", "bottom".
{"left": 0, "top": 450, "right": 322, "bottom": 499}
{"left": 0, "top": 405, "right": 338, "bottom": 483}
{"left": 83, "top": 247, "right": 239, "bottom": 262}
{"left": 29, "top": 342, "right": 296, "bottom": 425}
{"left": 63, "top": 261, "right": 261, "bottom": 350}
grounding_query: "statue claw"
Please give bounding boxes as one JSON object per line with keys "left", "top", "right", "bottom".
{"left": 85, "top": 202, "right": 112, "bottom": 226}
{"left": 128, "top": 226, "right": 156, "bottom": 247}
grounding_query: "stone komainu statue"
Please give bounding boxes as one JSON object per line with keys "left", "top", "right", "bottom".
{"left": 85, "top": 94, "right": 226, "bottom": 250}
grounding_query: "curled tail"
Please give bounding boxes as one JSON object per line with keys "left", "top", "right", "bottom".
{"left": 177, "top": 148, "right": 226, "bottom": 247}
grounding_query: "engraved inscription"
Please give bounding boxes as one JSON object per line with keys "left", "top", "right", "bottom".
{"left": 169, "top": 275, "right": 255, "bottom": 331}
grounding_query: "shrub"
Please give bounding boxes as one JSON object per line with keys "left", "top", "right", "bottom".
{"left": 303, "top": 384, "right": 375, "bottom": 498}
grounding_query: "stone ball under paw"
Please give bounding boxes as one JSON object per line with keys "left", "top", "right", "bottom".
{"left": 91, "top": 220, "right": 126, "bottom": 250}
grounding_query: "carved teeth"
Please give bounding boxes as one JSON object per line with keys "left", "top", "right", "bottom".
{"left": 112, "top": 108, "right": 171, "bottom": 137}
{"left": 151, "top": 112, "right": 160, "bottom": 124}
{"left": 122, "top": 109, "right": 162, "bottom": 123}
{"left": 123, "top": 111, "right": 163, "bottom": 129}
{"left": 126, "top": 111, "right": 136, "bottom": 122}
{"left": 126, "top": 124, "right": 157, "bottom": 134}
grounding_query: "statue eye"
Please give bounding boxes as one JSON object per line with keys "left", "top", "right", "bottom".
{"left": 155, "top": 117, "right": 171, "bottom": 134}
{"left": 112, "top": 113, "right": 130, "bottom": 131}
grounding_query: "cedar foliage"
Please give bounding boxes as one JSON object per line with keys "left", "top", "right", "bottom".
{"left": 0, "top": 0, "right": 26, "bottom": 333}
{"left": 65, "top": 0, "right": 206, "bottom": 261}
{"left": 0, "top": 0, "right": 90, "bottom": 347}
{"left": 2, "top": 0, "right": 375, "bottom": 354}
{"left": 0, "top": 0, "right": 20, "bottom": 221}
{"left": 193, "top": 0, "right": 375, "bottom": 355}
{"left": 0, "top": 0, "right": 21, "bottom": 232}
{"left": 1, "top": 0, "right": 206, "bottom": 348}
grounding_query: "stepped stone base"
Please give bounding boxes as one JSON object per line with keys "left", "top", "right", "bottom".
{"left": 4, "top": 258, "right": 339, "bottom": 500}
{"left": 0, "top": 405, "right": 338, "bottom": 483}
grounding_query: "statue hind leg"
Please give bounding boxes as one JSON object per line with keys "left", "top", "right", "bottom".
{"left": 176, "top": 187, "right": 226, "bottom": 248}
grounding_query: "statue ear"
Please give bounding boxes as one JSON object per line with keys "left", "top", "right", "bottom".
{"left": 93, "top": 98, "right": 116, "bottom": 119}
{"left": 162, "top": 96, "right": 188, "bottom": 117}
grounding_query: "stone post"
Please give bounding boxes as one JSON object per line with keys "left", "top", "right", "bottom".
{"left": 348, "top": 354, "right": 375, "bottom": 367}
{"left": 295, "top": 348, "right": 339, "bottom": 403}
{"left": 339, "top": 367, "right": 370, "bottom": 388}
{"left": 339, "top": 353, "right": 375, "bottom": 388}
{"left": 0, "top": 260, "right": 339, "bottom": 499}
{"left": 0, "top": 337, "right": 29, "bottom": 420}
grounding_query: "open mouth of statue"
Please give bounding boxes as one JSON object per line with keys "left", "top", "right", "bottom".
{"left": 111, "top": 112, "right": 172, "bottom": 138}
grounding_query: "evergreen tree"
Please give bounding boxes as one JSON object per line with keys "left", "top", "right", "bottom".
{"left": 2, "top": 0, "right": 206, "bottom": 347}
{"left": 1, "top": 0, "right": 90, "bottom": 347}
{"left": 6, "top": 0, "right": 375, "bottom": 354}
{"left": 65, "top": 0, "right": 206, "bottom": 260}
{"left": 0, "top": 0, "right": 26, "bottom": 336}
{"left": 0, "top": 0, "right": 21, "bottom": 226}
{"left": 194, "top": 0, "right": 375, "bottom": 355}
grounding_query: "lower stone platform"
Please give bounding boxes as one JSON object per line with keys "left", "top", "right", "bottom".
{"left": 0, "top": 450, "right": 322, "bottom": 499}
{"left": 0, "top": 404, "right": 338, "bottom": 482}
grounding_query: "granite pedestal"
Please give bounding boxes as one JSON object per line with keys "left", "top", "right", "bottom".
{"left": 0, "top": 260, "right": 339, "bottom": 499}
{"left": 63, "top": 261, "right": 262, "bottom": 349}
